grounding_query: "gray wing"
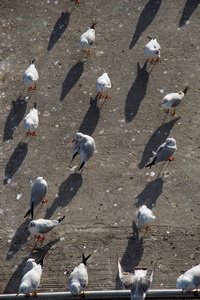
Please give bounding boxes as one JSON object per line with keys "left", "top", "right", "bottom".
{"left": 170, "top": 98, "right": 181, "bottom": 108}
{"left": 155, "top": 145, "right": 175, "bottom": 164}
{"left": 30, "top": 183, "right": 47, "bottom": 206}
{"left": 37, "top": 220, "right": 58, "bottom": 234}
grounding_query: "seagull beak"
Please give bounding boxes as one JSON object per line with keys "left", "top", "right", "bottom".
{"left": 25, "top": 226, "right": 29, "bottom": 229}
{"left": 34, "top": 258, "right": 37, "bottom": 261}
{"left": 72, "top": 139, "right": 75, "bottom": 142}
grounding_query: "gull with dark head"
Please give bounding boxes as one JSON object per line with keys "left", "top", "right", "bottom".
{"left": 176, "top": 264, "right": 200, "bottom": 296}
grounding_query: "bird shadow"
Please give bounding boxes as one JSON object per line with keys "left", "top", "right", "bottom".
{"left": 4, "top": 142, "right": 28, "bottom": 184}
{"left": 47, "top": 10, "right": 71, "bottom": 51}
{"left": 134, "top": 177, "right": 163, "bottom": 208}
{"left": 4, "top": 238, "right": 60, "bottom": 293}
{"left": 179, "top": 0, "right": 200, "bottom": 28}
{"left": 115, "top": 221, "right": 143, "bottom": 289}
{"left": 78, "top": 95, "right": 100, "bottom": 136}
{"left": 60, "top": 61, "right": 84, "bottom": 101}
{"left": 138, "top": 117, "right": 181, "bottom": 169}
{"left": 44, "top": 173, "right": 82, "bottom": 219}
{"left": 3, "top": 96, "right": 27, "bottom": 142}
{"left": 6, "top": 220, "right": 30, "bottom": 261}
{"left": 129, "top": 0, "right": 162, "bottom": 49}
{"left": 124, "top": 60, "right": 149, "bottom": 123}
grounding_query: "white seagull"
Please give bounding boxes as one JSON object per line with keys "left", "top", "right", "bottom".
{"left": 118, "top": 257, "right": 136, "bottom": 289}
{"left": 145, "top": 138, "right": 177, "bottom": 168}
{"left": 96, "top": 72, "right": 111, "bottom": 99}
{"left": 68, "top": 253, "right": 91, "bottom": 296}
{"left": 24, "top": 176, "right": 48, "bottom": 219}
{"left": 24, "top": 102, "right": 39, "bottom": 136}
{"left": 17, "top": 257, "right": 43, "bottom": 298}
{"left": 137, "top": 205, "right": 155, "bottom": 231}
{"left": 160, "top": 86, "right": 189, "bottom": 116}
{"left": 79, "top": 21, "right": 97, "bottom": 55}
{"left": 176, "top": 264, "right": 200, "bottom": 296}
{"left": 131, "top": 266, "right": 155, "bottom": 300}
{"left": 23, "top": 59, "right": 39, "bottom": 90}
{"left": 69, "top": 132, "right": 95, "bottom": 171}
{"left": 26, "top": 216, "right": 65, "bottom": 242}
{"left": 145, "top": 37, "right": 161, "bottom": 63}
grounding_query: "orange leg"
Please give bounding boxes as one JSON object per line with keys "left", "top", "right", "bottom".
{"left": 25, "top": 294, "right": 31, "bottom": 298}
{"left": 164, "top": 109, "right": 170, "bottom": 113}
{"left": 156, "top": 57, "right": 161, "bottom": 62}
{"left": 42, "top": 198, "right": 48, "bottom": 203}
{"left": 28, "top": 84, "right": 37, "bottom": 90}
{"left": 26, "top": 132, "right": 31, "bottom": 135}
{"left": 167, "top": 157, "right": 175, "bottom": 161}
{"left": 39, "top": 236, "right": 45, "bottom": 242}
{"left": 72, "top": 0, "right": 80, "bottom": 3}
{"left": 35, "top": 235, "right": 41, "bottom": 240}
{"left": 171, "top": 109, "right": 176, "bottom": 116}
{"left": 146, "top": 225, "right": 151, "bottom": 231}
{"left": 86, "top": 49, "right": 91, "bottom": 55}
{"left": 105, "top": 94, "right": 111, "bottom": 99}
{"left": 32, "top": 291, "right": 38, "bottom": 297}
{"left": 150, "top": 58, "right": 156, "bottom": 63}
{"left": 99, "top": 93, "right": 104, "bottom": 98}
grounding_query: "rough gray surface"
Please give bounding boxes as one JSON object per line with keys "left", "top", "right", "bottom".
{"left": 0, "top": 0, "right": 200, "bottom": 295}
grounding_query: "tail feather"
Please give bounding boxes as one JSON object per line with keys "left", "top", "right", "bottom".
{"left": 90, "top": 21, "right": 97, "bottom": 29}
{"left": 58, "top": 216, "right": 65, "bottom": 223}
{"left": 82, "top": 253, "right": 92, "bottom": 266}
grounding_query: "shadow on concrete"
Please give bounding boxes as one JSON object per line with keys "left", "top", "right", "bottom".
{"left": 134, "top": 177, "right": 163, "bottom": 208}
{"left": 3, "top": 96, "right": 27, "bottom": 142}
{"left": 124, "top": 60, "right": 149, "bottom": 123}
{"left": 179, "top": 0, "right": 200, "bottom": 28}
{"left": 78, "top": 95, "right": 100, "bottom": 136}
{"left": 138, "top": 117, "right": 181, "bottom": 169}
{"left": 6, "top": 220, "right": 30, "bottom": 261}
{"left": 44, "top": 173, "right": 82, "bottom": 219}
{"left": 4, "top": 142, "right": 28, "bottom": 184}
{"left": 60, "top": 61, "right": 84, "bottom": 101}
{"left": 129, "top": 0, "right": 162, "bottom": 49}
{"left": 115, "top": 221, "right": 143, "bottom": 289}
{"left": 4, "top": 238, "right": 60, "bottom": 293}
{"left": 47, "top": 10, "right": 70, "bottom": 51}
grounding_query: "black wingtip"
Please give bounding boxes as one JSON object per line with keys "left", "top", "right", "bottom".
{"left": 31, "top": 202, "right": 34, "bottom": 220}
{"left": 147, "top": 35, "right": 153, "bottom": 40}
{"left": 82, "top": 253, "right": 92, "bottom": 266}
{"left": 58, "top": 216, "right": 65, "bottom": 223}
{"left": 90, "top": 21, "right": 97, "bottom": 29}
{"left": 182, "top": 86, "right": 189, "bottom": 95}
{"left": 24, "top": 209, "right": 31, "bottom": 218}
{"left": 33, "top": 102, "right": 37, "bottom": 109}
{"left": 38, "top": 256, "right": 44, "bottom": 267}
{"left": 78, "top": 161, "right": 85, "bottom": 171}
{"left": 32, "top": 59, "right": 35, "bottom": 64}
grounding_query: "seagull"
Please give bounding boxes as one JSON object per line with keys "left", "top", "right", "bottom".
{"left": 68, "top": 253, "right": 91, "bottom": 296}
{"left": 145, "top": 138, "right": 177, "bottom": 168}
{"left": 69, "top": 132, "right": 95, "bottom": 171}
{"left": 17, "top": 257, "right": 43, "bottom": 298}
{"left": 137, "top": 205, "right": 155, "bottom": 231}
{"left": 145, "top": 37, "right": 161, "bottom": 63}
{"left": 118, "top": 257, "right": 136, "bottom": 289}
{"left": 23, "top": 59, "right": 39, "bottom": 90}
{"left": 24, "top": 176, "right": 48, "bottom": 220}
{"left": 24, "top": 102, "right": 39, "bottom": 136}
{"left": 26, "top": 216, "right": 65, "bottom": 242}
{"left": 79, "top": 21, "right": 97, "bottom": 55}
{"left": 96, "top": 72, "right": 111, "bottom": 99}
{"left": 176, "top": 264, "right": 200, "bottom": 296}
{"left": 131, "top": 266, "right": 155, "bottom": 300}
{"left": 160, "top": 86, "right": 189, "bottom": 116}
